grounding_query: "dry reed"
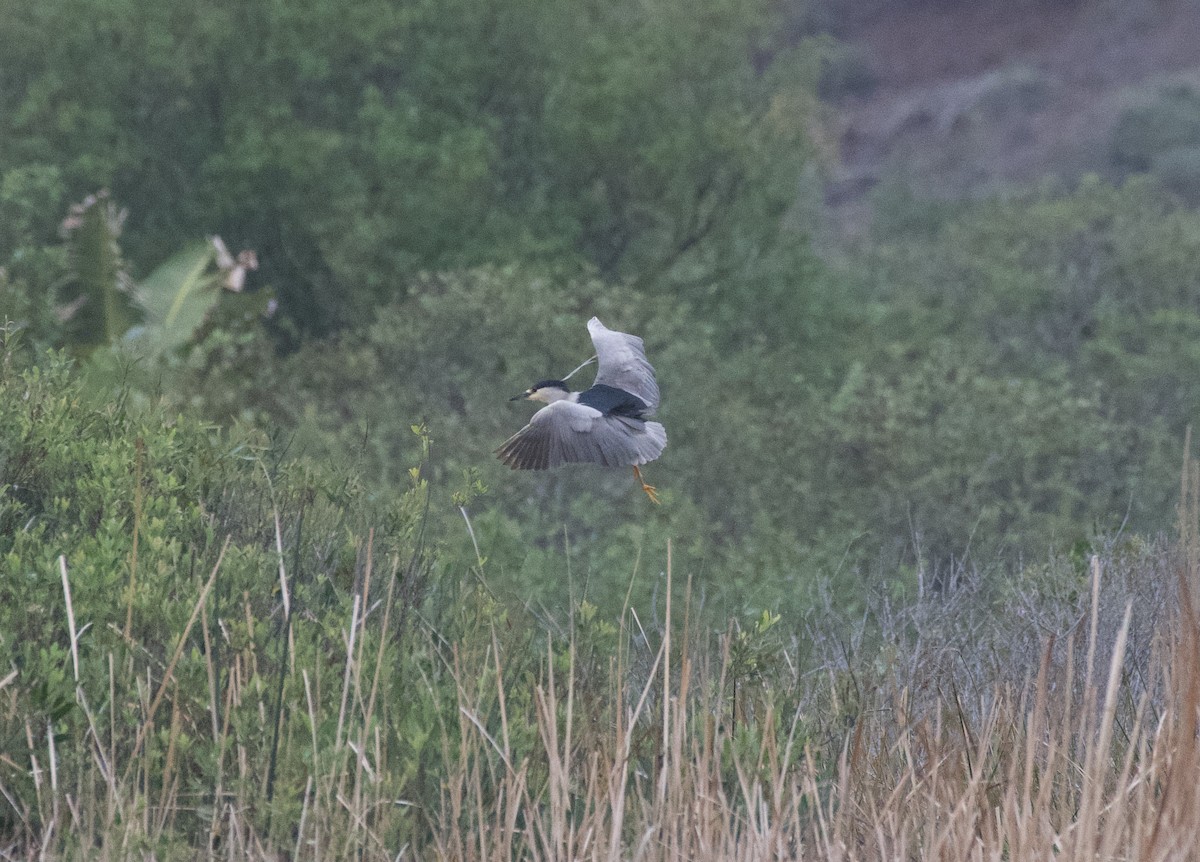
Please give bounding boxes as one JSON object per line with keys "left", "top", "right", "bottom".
{"left": 8, "top": 496, "right": 1200, "bottom": 860}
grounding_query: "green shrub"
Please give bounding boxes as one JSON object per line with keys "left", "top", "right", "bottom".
{"left": 0, "top": 346, "right": 451, "bottom": 850}
{"left": 0, "top": 164, "right": 69, "bottom": 354}
{"left": 815, "top": 346, "right": 1147, "bottom": 570}
{"left": 1111, "top": 85, "right": 1200, "bottom": 170}
{"left": 1151, "top": 145, "right": 1200, "bottom": 205}
{"left": 847, "top": 177, "right": 1193, "bottom": 552}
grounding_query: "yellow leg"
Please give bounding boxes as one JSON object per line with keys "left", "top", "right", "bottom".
{"left": 633, "top": 465, "right": 660, "bottom": 504}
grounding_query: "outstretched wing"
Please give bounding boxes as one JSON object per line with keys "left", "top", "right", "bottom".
{"left": 587, "top": 317, "right": 660, "bottom": 414}
{"left": 496, "top": 400, "right": 667, "bottom": 470}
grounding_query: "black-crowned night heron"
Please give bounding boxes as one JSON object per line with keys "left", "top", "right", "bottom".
{"left": 496, "top": 317, "right": 666, "bottom": 503}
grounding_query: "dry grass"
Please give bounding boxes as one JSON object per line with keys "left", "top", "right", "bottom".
{"left": 6, "top": 539, "right": 1200, "bottom": 861}
{"left": 425, "top": 552, "right": 1200, "bottom": 862}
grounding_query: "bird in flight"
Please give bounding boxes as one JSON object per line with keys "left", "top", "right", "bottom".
{"left": 496, "top": 317, "right": 666, "bottom": 503}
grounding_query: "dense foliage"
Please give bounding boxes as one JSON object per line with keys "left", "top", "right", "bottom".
{"left": 168, "top": 178, "right": 1197, "bottom": 613}
{"left": 0, "top": 346, "right": 474, "bottom": 852}
{"left": 3, "top": 0, "right": 1198, "bottom": 613}
{"left": 0, "top": 0, "right": 816, "bottom": 331}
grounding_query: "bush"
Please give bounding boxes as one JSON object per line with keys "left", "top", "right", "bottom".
{"left": 848, "top": 177, "right": 1194, "bottom": 551}
{"left": 1151, "top": 145, "right": 1200, "bottom": 205}
{"left": 1111, "top": 84, "right": 1200, "bottom": 170}
{"left": 0, "top": 346, "right": 449, "bottom": 851}
{"left": 0, "top": 164, "right": 69, "bottom": 354}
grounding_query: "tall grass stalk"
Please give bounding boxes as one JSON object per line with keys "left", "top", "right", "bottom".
{"left": 10, "top": 538, "right": 1200, "bottom": 859}
{"left": 422, "top": 531, "right": 1198, "bottom": 860}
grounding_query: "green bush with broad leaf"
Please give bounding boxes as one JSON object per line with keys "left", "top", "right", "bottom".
{"left": 55, "top": 191, "right": 261, "bottom": 360}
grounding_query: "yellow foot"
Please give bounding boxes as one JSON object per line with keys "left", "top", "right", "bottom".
{"left": 633, "top": 466, "right": 661, "bottom": 504}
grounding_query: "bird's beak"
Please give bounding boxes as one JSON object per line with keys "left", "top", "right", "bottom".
{"left": 509, "top": 390, "right": 529, "bottom": 401}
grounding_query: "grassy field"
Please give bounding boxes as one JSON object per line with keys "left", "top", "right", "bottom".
{"left": 5, "top": 526, "right": 1199, "bottom": 860}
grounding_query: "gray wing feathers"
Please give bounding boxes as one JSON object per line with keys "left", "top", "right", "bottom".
{"left": 496, "top": 401, "right": 667, "bottom": 471}
{"left": 578, "top": 416, "right": 666, "bottom": 467}
{"left": 630, "top": 419, "right": 667, "bottom": 463}
{"left": 587, "top": 317, "right": 660, "bottom": 413}
{"left": 497, "top": 420, "right": 551, "bottom": 470}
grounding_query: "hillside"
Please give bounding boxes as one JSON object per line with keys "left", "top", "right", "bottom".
{"left": 829, "top": 0, "right": 1200, "bottom": 222}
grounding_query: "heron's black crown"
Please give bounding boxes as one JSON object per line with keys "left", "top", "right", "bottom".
{"left": 531, "top": 379, "right": 569, "bottom": 392}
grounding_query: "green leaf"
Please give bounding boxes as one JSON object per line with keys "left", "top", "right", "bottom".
{"left": 134, "top": 242, "right": 220, "bottom": 354}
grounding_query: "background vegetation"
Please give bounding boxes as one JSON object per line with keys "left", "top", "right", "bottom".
{"left": 5, "top": 0, "right": 1200, "bottom": 857}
